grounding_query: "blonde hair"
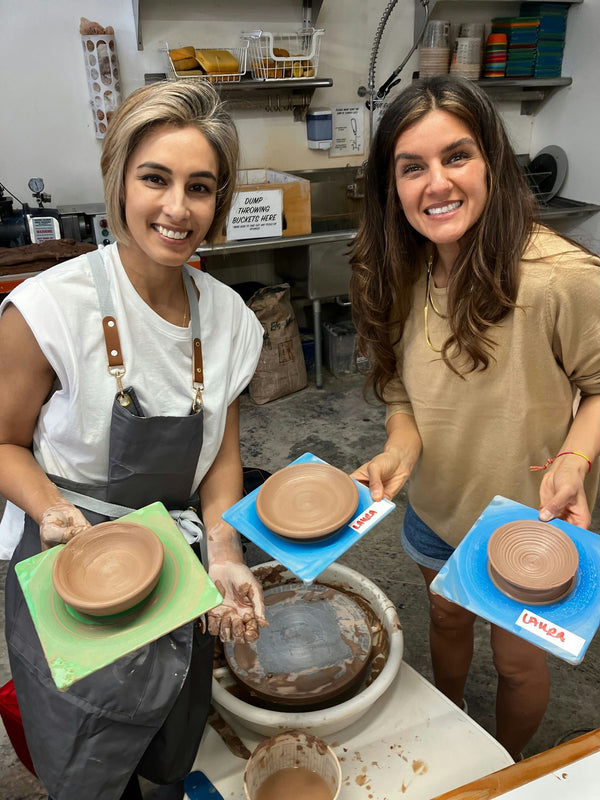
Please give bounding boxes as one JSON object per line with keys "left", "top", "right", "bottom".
{"left": 101, "top": 80, "right": 239, "bottom": 244}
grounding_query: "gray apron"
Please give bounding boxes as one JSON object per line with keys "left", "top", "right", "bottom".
{"left": 5, "top": 251, "right": 213, "bottom": 799}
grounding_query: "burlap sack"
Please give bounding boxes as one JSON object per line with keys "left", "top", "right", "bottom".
{"left": 247, "top": 284, "right": 307, "bottom": 404}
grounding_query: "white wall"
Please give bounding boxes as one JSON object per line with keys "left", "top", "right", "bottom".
{"left": 0, "top": 0, "right": 398, "bottom": 208}
{"left": 1, "top": 0, "right": 595, "bottom": 230}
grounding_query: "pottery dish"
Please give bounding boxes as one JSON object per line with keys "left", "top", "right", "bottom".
{"left": 255, "top": 462, "right": 359, "bottom": 539}
{"left": 52, "top": 520, "right": 164, "bottom": 616}
{"left": 487, "top": 519, "right": 579, "bottom": 605}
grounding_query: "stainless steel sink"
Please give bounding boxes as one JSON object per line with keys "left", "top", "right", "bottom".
{"left": 277, "top": 165, "right": 364, "bottom": 299}
{"left": 290, "top": 165, "right": 364, "bottom": 235}
{"left": 274, "top": 166, "right": 365, "bottom": 387}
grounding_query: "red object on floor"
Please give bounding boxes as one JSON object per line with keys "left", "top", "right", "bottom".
{"left": 0, "top": 679, "right": 37, "bottom": 775}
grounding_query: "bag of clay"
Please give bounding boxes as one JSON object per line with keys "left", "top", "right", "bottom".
{"left": 247, "top": 284, "right": 307, "bottom": 405}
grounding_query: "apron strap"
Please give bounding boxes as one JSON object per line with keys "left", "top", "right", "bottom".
{"left": 184, "top": 266, "right": 204, "bottom": 412}
{"left": 87, "top": 248, "right": 130, "bottom": 403}
{"left": 59, "top": 487, "right": 207, "bottom": 562}
{"left": 87, "top": 251, "right": 204, "bottom": 410}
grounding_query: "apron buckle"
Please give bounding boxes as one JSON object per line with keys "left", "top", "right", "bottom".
{"left": 108, "top": 366, "right": 132, "bottom": 408}
{"left": 192, "top": 385, "right": 204, "bottom": 414}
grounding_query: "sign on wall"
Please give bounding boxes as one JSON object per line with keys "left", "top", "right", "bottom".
{"left": 225, "top": 189, "right": 283, "bottom": 240}
{"left": 330, "top": 105, "right": 364, "bottom": 157}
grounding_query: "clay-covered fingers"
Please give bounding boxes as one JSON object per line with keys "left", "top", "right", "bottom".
{"left": 39, "top": 502, "right": 91, "bottom": 551}
{"left": 207, "top": 607, "right": 266, "bottom": 643}
{"left": 208, "top": 569, "right": 268, "bottom": 643}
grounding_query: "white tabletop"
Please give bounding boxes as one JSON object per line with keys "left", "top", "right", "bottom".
{"left": 189, "top": 661, "right": 514, "bottom": 799}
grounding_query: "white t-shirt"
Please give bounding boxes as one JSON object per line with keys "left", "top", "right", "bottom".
{"left": 0, "top": 243, "right": 263, "bottom": 558}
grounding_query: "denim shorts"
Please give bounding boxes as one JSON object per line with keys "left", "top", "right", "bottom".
{"left": 401, "top": 503, "right": 455, "bottom": 571}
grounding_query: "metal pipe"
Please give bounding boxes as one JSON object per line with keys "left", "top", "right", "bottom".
{"left": 364, "top": 0, "right": 431, "bottom": 144}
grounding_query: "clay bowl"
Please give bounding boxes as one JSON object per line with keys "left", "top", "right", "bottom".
{"left": 255, "top": 462, "right": 359, "bottom": 539}
{"left": 224, "top": 583, "right": 373, "bottom": 711}
{"left": 52, "top": 521, "right": 164, "bottom": 616}
{"left": 487, "top": 520, "right": 579, "bottom": 605}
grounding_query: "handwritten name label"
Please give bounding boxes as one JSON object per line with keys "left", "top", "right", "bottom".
{"left": 516, "top": 609, "right": 585, "bottom": 657}
{"left": 349, "top": 499, "right": 395, "bottom": 536}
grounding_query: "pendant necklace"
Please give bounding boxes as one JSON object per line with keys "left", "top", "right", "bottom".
{"left": 424, "top": 256, "right": 446, "bottom": 352}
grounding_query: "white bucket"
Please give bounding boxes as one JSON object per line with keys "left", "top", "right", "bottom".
{"left": 211, "top": 561, "right": 404, "bottom": 737}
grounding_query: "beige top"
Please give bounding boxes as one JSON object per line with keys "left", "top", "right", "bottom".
{"left": 384, "top": 226, "right": 600, "bottom": 548}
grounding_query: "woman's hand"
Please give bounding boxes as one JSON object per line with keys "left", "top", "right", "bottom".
{"left": 538, "top": 396, "right": 599, "bottom": 529}
{"left": 208, "top": 561, "right": 267, "bottom": 643}
{"left": 538, "top": 457, "right": 591, "bottom": 528}
{"left": 39, "top": 502, "right": 91, "bottom": 550}
{"left": 351, "top": 412, "right": 423, "bottom": 502}
{"left": 351, "top": 448, "right": 411, "bottom": 502}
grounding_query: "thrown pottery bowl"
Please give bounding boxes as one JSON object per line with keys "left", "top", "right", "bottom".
{"left": 487, "top": 520, "right": 579, "bottom": 605}
{"left": 255, "top": 462, "right": 359, "bottom": 539}
{"left": 52, "top": 521, "right": 164, "bottom": 616}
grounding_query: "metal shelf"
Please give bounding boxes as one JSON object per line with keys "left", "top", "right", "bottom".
{"left": 476, "top": 76, "right": 573, "bottom": 114}
{"left": 414, "top": 0, "right": 581, "bottom": 112}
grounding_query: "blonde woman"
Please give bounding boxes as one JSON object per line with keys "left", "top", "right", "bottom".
{"left": 0, "top": 81, "right": 265, "bottom": 799}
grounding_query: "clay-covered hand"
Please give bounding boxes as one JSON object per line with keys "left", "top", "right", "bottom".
{"left": 351, "top": 447, "right": 411, "bottom": 502}
{"left": 39, "top": 502, "right": 91, "bottom": 551}
{"left": 538, "top": 460, "right": 591, "bottom": 528}
{"left": 208, "top": 561, "right": 268, "bottom": 643}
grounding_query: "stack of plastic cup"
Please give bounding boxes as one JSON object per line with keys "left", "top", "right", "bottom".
{"left": 450, "top": 36, "right": 483, "bottom": 80}
{"left": 418, "top": 20, "right": 451, "bottom": 77}
{"left": 459, "top": 22, "right": 485, "bottom": 41}
{"left": 483, "top": 32, "right": 508, "bottom": 78}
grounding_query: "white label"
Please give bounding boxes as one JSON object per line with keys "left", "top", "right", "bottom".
{"left": 27, "top": 216, "right": 61, "bottom": 243}
{"left": 516, "top": 609, "right": 585, "bottom": 657}
{"left": 330, "top": 105, "right": 364, "bottom": 157}
{"left": 348, "top": 499, "right": 395, "bottom": 536}
{"left": 225, "top": 189, "right": 282, "bottom": 240}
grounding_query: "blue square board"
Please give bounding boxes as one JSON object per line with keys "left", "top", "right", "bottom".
{"left": 222, "top": 452, "right": 396, "bottom": 582}
{"left": 430, "top": 496, "right": 600, "bottom": 664}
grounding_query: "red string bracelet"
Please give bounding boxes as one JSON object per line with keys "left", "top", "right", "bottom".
{"left": 530, "top": 450, "right": 593, "bottom": 473}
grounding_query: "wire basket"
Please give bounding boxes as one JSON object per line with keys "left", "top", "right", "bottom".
{"left": 162, "top": 41, "right": 248, "bottom": 84}
{"left": 524, "top": 164, "right": 555, "bottom": 206}
{"left": 242, "top": 28, "right": 324, "bottom": 81}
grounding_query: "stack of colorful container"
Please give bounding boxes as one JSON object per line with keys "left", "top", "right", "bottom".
{"left": 483, "top": 32, "right": 508, "bottom": 78}
{"left": 490, "top": 16, "right": 540, "bottom": 77}
{"left": 521, "top": 2, "right": 569, "bottom": 78}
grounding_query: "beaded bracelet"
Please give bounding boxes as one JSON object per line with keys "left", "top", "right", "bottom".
{"left": 529, "top": 450, "right": 593, "bottom": 473}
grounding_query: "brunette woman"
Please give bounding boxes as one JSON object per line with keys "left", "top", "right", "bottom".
{"left": 350, "top": 75, "right": 600, "bottom": 760}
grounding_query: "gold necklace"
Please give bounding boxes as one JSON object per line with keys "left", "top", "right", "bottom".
{"left": 424, "top": 256, "right": 443, "bottom": 352}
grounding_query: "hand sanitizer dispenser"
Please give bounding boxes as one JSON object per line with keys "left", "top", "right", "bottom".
{"left": 306, "top": 108, "right": 333, "bottom": 150}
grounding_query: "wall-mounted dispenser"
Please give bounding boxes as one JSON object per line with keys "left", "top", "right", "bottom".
{"left": 306, "top": 108, "right": 333, "bottom": 150}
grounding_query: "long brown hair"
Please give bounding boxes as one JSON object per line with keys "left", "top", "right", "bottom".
{"left": 350, "top": 75, "right": 536, "bottom": 400}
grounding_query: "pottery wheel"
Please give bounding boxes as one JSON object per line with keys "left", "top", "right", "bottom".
{"left": 255, "top": 462, "right": 360, "bottom": 539}
{"left": 487, "top": 520, "right": 579, "bottom": 605}
{"left": 224, "top": 583, "right": 373, "bottom": 707}
{"left": 52, "top": 521, "right": 164, "bottom": 617}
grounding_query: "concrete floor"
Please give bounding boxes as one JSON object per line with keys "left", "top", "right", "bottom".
{"left": 1, "top": 371, "right": 599, "bottom": 799}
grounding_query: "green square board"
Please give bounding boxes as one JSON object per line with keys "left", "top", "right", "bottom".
{"left": 15, "top": 502, "right": 222, "bottom": 691}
